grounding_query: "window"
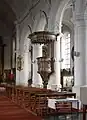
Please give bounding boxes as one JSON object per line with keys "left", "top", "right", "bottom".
{"left": 61, "top": 32, "right": 70, "bottom": 69}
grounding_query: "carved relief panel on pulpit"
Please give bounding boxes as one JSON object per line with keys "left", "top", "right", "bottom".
{"left": 42, "top": 45, "right": 49, "bottom": 57}
{"left": 42, "top": 42, "right": 54, "bottom": 58}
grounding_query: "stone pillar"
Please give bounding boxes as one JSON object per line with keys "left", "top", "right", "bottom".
{"left": 74, "top": 20, "right": 86, "bottom": 86}
{"left": 15, "top": 22, "right": 25, "bottom": 86}
{"left": 23, "top": 52, "right": 29, "bottom": 86}
{"left": 15, "top": 22, "right": 20, "bottom": 85}
{"left": 32, "top": 44, "right": 43, "bottom": 87}
{"left": 73, "top": 0, "right": 87, "bottom": 86}
{"left": 72, "top": 0, "right": 87, "bottom": 101}
{"left": 73, "top": 19, "right": 86, "bottom": 99}
{"left": 53, "top": 35, "right": 61, "bottom": 86}
{"left": 48, "top": 26, "right": 61, "bottom": 90}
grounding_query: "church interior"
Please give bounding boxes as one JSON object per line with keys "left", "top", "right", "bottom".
{"left": 0, "top": 0, "right": 87, "bottom": 120}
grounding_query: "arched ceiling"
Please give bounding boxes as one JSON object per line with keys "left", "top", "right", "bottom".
{"left": 0, "top": 0, "right": 73, "bottom": 33}
{"left": 1, "top": 0, "right": 40, "bottom": 31}
{"left": 0, "top": 0, "right": 16, "bottom": 31}
{"left": 0, "top": 0, "right": 34, "bottom": 32}
{"left": 5, "top": 0, "right": 32, "bottom": 19}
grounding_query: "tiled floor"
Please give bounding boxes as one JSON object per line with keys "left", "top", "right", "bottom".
{"left": 44, "top": 113, "right": 85, "bottom": 120}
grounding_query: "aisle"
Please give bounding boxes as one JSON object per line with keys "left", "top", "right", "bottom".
{"left": 0, "top": 96, "right": 42, "bottom": 120}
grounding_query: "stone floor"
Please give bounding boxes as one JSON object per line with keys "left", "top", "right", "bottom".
{"left": 44, "top": 113, "right": 85, "bottom": 120}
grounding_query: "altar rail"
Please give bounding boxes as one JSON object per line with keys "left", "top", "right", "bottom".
{"left": 5, "top": 85, "right": 76, "bottom": 116}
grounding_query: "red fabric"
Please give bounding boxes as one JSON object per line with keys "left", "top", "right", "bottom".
{"left": 8, "top": 74, "right": 14, "bottom": 80}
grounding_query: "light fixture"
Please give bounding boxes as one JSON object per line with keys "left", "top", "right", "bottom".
{"left": 74, "top": 51, "right": 80, "bottom": 57}
{"left": 59, "top": 58, "right": 64, "bottom": 62}
{"left": 31, "top": 60, "right": 36, "bottom": 64}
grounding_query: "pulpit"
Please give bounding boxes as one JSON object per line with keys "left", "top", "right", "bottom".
{"left": 37, "top": 57, "right": 52, "bottom": 88}
{"left": 29, "top": 31, "right": 57, "bottom": 88}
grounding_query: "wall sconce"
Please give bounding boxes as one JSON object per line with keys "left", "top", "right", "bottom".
{"left": 31, "top": 60, "right": 36, "bottom": 64}
{"left": 74, "top": 51, "right": 80, "bottom": 57}
{"left": 59, "top": 58, "right": 64, "bottom": 62}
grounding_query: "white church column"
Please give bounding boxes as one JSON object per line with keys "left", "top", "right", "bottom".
{"left": 15, "top": 22, "right": 20, "bottom": 85}
{"left": 53, "top": 35, "right": 61, "bottom": 86}
{"left": 72, "top": 0, "right": 87, "bottom": 100}
{"left": 23, "top": 52, "right": 30, "bottom": 86}
{"left": 74, "top": 20, "right": 86, "bottom": 86}
{"left": 32, "top": 44, "right": 43, "bottom": 87}
{"left": 73, "top": 0, "right": 87, "bottom": 86}
{"left": 73, "top": 19, "right": 86, "bottom": 100}
{"left": 15, "top": 22, "right": 25, "bottom": 86}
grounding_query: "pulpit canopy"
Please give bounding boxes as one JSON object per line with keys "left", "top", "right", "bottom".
{"left": 28, "top": 31, "right": 58, "bottom": 44}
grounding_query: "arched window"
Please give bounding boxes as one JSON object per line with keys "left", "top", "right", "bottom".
{"left": 61, "top": 32, "right": 70, "bottom": 69}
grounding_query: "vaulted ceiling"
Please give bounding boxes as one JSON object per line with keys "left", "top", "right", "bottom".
{"left": 5, "top": 0, "right": 32, "bottom": 19}
{"left": 0, "top": 0, "right": 40, "bottom": 31}
{"left": 0, "top": 0, "right": 16, "bottom": 30}
{"left": 0, "top": 0, "right": 73, "bottom": 34}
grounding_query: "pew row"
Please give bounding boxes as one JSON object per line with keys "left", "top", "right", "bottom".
{"left": 5, "top": 85, "right": 76, "bottom": 116}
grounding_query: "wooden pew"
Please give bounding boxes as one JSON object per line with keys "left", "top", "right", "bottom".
{"left": 32, "top": 92, "right": 76, "bottom": 116}
{"left": 5, "top": 85, "right": 76, "bottom": 116}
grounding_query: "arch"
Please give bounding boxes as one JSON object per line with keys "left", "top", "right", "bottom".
{"left": 55, "top": 0, "right": 71, "bottom": 33}
{"left": 62, "top": 20, "right": 74, "bottom": 33}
